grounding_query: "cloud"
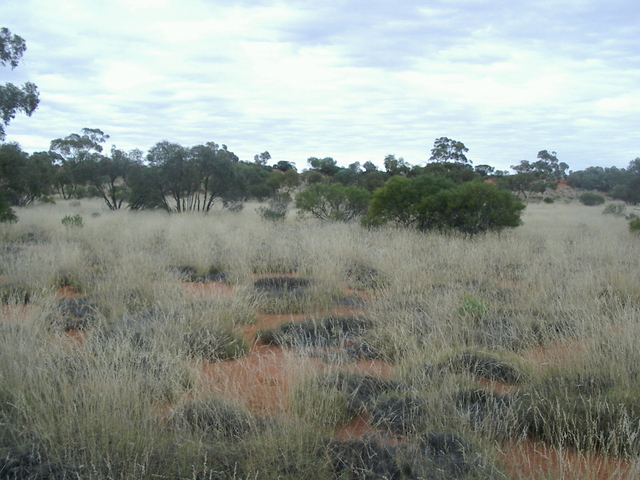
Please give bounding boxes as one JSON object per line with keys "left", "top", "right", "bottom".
{"left": 2, "top": 0, "right": 639, "bottom": 172}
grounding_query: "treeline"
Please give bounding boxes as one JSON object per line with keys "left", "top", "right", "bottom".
{"left": 1, "top": 130, "right": 639, "bottom": 234}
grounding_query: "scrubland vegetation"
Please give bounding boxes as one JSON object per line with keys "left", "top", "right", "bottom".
{"left": 0, "top": 198, "right": 638, "bottom": 479}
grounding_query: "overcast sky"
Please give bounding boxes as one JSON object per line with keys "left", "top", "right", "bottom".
{"left": 3, "top": 0, "right": 639, "bottom": 172}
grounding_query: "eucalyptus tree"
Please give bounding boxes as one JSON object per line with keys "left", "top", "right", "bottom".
{"left": 145, "top": 140, "right": 241, "bottom": 212}
{"left": 49, "top": 128, "right": 110, "bottom": 199}
{"left": 0, "top": 27, "right": 39, "bottom": 140}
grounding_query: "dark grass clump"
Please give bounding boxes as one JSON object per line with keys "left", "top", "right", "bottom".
{"left": 369, "top": 393, "right": 430, "bottom": 436}
{"left": 258, "top": 316, "right": 373, "bottom": 349}
{"left": 0, "top": 282, "right": 32, "bottom": 305}
{"left": 453, "top": 388, "right": 514, "bottom": 436}
{"left": 0, "top": 441, "right": 77, "bottom": 480}
{"left": 345, "top": 263, "right": 386, "bottom": 290}
{"left": 328, "top": 436, "right": 401, "bottom": 480}
{"left": 514, "top": 370, "right": 640, "bottom": 456}
{"left": 184, "top": 327, "right": 249, "bottom": 361}
{"left": 257, "top": 315, "right": 377, "bottom": 362}
{"left": 169, "top": 265, "right": 200, "bottom": 282}
{"left": 176, "top": 397, "right": 254, "bottom": 442}
{"left": 404, "top": 432, "right": 480, "bottom": 479}
{"left": 48, "top": 297, "right": 99, "bottom": 331}
{"left": 328, "top": 432, "right": 491, "bottom": 480}
{"left": 253, "top": 276, "right": 311, "bottom": 296}
{"left": 442, "top": 350, "right": 527, "bottom": 384}
{"left": 323, "top": 371, "right": 401, "bottom": 416}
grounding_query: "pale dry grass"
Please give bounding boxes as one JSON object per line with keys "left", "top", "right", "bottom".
{"left": 0, "top": 199, "right": 638, "bottom": 479}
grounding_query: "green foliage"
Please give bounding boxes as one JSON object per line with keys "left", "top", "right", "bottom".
{"left": 458, "top": 295, "right": 489, "bottom": 321}
{"left": 364, "top": 178, "right": 524, "bottom": 235}
{"left": 362, "top": 174, "right": 454, "bottom": 227}
{"left": 61, "top": 214, "right": 83, "bottom": 228}
{"left": 629, "top": 217, "right": 640, "bottom": 234}
{"left": 543, "top": 196, "right": 554, "bottom": 204}
{"left": 256, "top": 193, "right": 292, "bottom": 223}
{"left": 295, "top": 183, "right": 371, "bottom": 221}
{"left": 0, "top": 192, "right": 17, "bottom": 222}
{"left": 419, "top": 181, "right": 525, "bottom": 235}
{"left": 0, "top": 28, "right": 39, "bottom": 141}
{"left": 579, "top": 192, "right": 605, "bottom": 206}
{"left": 429, "top": 137, "right": 470, "bottom": 164}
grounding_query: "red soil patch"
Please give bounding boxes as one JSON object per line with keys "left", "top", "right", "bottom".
{"left": 199, "top": 343, "right": 323, "bottom": 414}
{"left": 56, "top": 285, "right": 81, "bottom": 298}
{"left": 498, "top": 440, "right": 636, "bottom": 480}
{"left": 0, "top": 304, "right": 38, "bottom": 323}
{"left": 523, "top": 338, "right": 588, "bottom": 372}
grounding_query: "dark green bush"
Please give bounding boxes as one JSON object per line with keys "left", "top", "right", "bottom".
{"left": 578, "top": 192, "right": 605, "bottom": 206}
{"left": 364, "top": 179, "right": 525, "bottom": 235}
{"left": 543, "top": 196, "right": 554, "bottom": 204}
{"left": 630, "top": 217, "right": 640, "bottom": 234}
{"left": 295, "top": 183, "right": 371, "bottom": 221}
{"left": 61, "top": 214, "right": 83, "bottom": 228}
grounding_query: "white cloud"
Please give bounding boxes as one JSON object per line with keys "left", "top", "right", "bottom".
{"left": 2, "top": 0, "right": 640, "bottom": 171}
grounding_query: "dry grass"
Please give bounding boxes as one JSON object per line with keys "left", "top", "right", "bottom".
{"left": 0, "top": 198, "right": 638, "bottom": 479}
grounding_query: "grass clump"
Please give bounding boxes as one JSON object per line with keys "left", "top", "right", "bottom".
{"left": 184, "top": 326, "right": 249, "bottom": 361}
{"left": 175, "top": 397, "right": 254, "bottom": 441}
{"left": 252, "top": 275, "right": 342, "bottom": 314}
{"left": 440, "top": 349, "right": 530, "bottom": 384}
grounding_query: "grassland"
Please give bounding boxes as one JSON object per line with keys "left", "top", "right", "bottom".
{"left": 0, "top": 198, "right": 639, "bottom": 479}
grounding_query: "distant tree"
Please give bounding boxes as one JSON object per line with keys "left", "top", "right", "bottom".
{"left": 505, "top": 150, "right": 569, "bottom": 198}
{"left": 78, "top": 147, "right": 141, "bottom": 210}
{"left": 253, "top": 151, "right": 271, "bottom": 166}
{"left": 50, "top": 128, "right": 110, "bottom": 199}
{"left": 383, "top": 154, "right": 410, "bottom": 176}
{"left": 611, "top": 158, "right": 640, "bottom": 205}
{"left": 0, "top": 143, "right": 55, "bottom": 207}
{"left": 416, "top": 161, "right": 477, "bottom": 184}
{"left": 273, "top": 160, "right": 297, "bottom": 172}
{"left": 295, "top": 183, "right": 371, "bottom": 221}
{"left": 474, "top": 164, "right": 495, "bottom": 177}
{"left": 0, "top": 28, "right": 39, "bottom": 140}
{"left": 145, "top": 140, "right": 240, "bottom": 212}
{"left": 307, "top": 157, "right": 340, "bottom": 176}
{"left": 429, "top": 137, "right": 470, "bottom": 164}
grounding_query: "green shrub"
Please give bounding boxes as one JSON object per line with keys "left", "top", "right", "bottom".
{"left": 578, "top": 192, "right": 605, "bottom": 206}
{"left": 458, "top": 295, "right": 489, "bottom": 321}
{"left": 630, "top": 217, "right": 640, "bottom": 234}
{"left": 543, "top": 196, "right": 554, "bottom": 204}
{"left": 256, "top": 193, "right": 292, "bottom": 223}
{"left": 61, "top": 214, "right": 83, "bottom": 228}
{"left": 364, "top": 179, "right": 525, "bottom": 235}
{"left": 295, "top": 183, "right": 371, "bottom": 221}
{"left": 0, "top": 193, "right": 17, "bottom": 223}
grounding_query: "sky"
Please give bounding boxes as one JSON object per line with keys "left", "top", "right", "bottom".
{"left": 3, "top": 0, "right": 640, "bottom": 172}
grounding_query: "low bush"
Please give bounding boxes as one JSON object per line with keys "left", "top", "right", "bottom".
{"left": 61, "top": 214, "right": 84, "bottom": 228}
{"left": 603, "top": 203, "right": 627, "bottom": 216}
{"left": 630, "top": 217, "right": 640, "bottom": 234}
{"left": 578, "top": 192, "right": 605, "bottom": 206}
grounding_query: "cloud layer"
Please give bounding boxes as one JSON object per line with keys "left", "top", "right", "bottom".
{"left": 3, "top": 0, "right": 639, "bottom": 171}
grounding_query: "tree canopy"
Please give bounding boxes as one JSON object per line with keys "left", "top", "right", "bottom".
{"left": 0, "top": 27, "right": 39, "bottom": 141}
